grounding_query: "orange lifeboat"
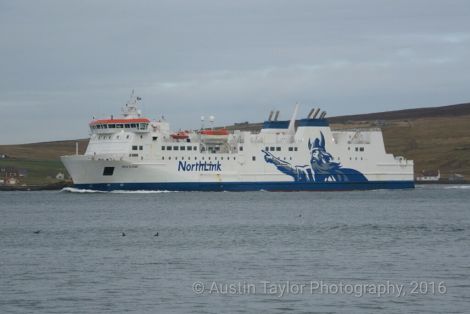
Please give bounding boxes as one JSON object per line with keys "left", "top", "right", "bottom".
{"left": 199, "top": 129, "right": 229, "bottom": 136}
{"left": 171, "top": 131, "right": 189, "bottom": 140}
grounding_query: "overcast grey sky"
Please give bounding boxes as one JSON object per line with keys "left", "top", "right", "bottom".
{"left": 1, "top": 0, "right": 470, "bottom": 144}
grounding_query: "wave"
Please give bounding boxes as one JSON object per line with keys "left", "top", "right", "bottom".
{"left": 61, "top": 187, "right": 175, "bottom": 194}
{"left": 443, "top": 185, "right": 470, "bottom": 189}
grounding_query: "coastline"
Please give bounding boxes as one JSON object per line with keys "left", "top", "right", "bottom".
{"left": 0, "top": 181, "right": 468, "bottom": 191}
{"left": 0, "top": 182, "right": 72, "bottom": 191}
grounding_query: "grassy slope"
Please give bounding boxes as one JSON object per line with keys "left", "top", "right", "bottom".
{"left": 0, "top": 140, "right": 88, "bottom": 185}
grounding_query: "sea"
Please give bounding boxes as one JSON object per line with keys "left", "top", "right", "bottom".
{"left": 0, "top": 185, "right": 469, "bottom": 313}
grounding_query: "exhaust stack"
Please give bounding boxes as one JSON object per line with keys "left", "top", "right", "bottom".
{"left": 307, "top": 108, "right": 315, "bottom": 119}
{"left": 273, "top": 110, "right": 280, "bottom": 121}
{"left": 311, "top": 108, "right": 321, "bottom": 119}
{"left": 268, "top": 110, "right": 274, "bottom": 121}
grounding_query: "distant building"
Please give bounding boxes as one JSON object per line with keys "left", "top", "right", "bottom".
{"left": 5, "top": 177, "right": 19, "bottom": 185}
{"left": 56, "top": 172, "right": 65, "bottom": 181}
{"left": 1, "top": 167, "right": 19, "bottom": 179}
{"left": 449, "top": 173, "right": 465, "bottom": 182}
{"left": 416, "top": 170, "right": 440, "bottom": 182}
{"left": 18, "top": 169, "right": 29, "bottom": 177}
{"left": 0, "top": 154, "right": 9, "bottom": 159}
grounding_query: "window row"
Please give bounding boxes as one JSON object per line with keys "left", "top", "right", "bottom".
{"left": 348, "top": 147, "right": 365, "bottom": 152}
{"left": 162, "top": 145, "right": 198, "bottom": 151}
{"left": 162, "top": 156, "right": 237, "bottom": 161}
{"left": 92, "top": 123, "right": 148, "bottom": 130}
{"left": 97, "top": 134, "right": 132, "bottom": 140}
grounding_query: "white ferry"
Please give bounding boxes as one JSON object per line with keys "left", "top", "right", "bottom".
{"left": 61, "top": 94, "right": 414, "bottom": 191}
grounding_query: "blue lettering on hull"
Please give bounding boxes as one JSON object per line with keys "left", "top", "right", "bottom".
{"left": 178, "top": 161, "right": 222, "bottom": 172}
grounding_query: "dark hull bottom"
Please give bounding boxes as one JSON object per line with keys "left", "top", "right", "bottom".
{"left": 73, "top": 181, "right": 415, "bottom": 192}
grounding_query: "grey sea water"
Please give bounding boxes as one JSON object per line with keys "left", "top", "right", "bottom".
{"left": 1, "top": 185, "right": 469, "bottom": 313}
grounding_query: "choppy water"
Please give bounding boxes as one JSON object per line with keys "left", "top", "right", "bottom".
{"left": 1, "top": 185, "right": 469, "bottom": 313}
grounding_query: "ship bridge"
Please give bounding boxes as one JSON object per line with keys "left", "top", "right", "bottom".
{"left": 89, "top": 91, "right": 151, "bottom": 134}
{"left": 89, "top": 118, "right": 150, "bottom": 134}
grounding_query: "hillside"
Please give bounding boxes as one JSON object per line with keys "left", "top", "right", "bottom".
{"left": 1, "top": 102, "right": 469, "bottom": 184}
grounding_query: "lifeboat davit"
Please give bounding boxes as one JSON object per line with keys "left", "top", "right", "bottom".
{"left": 171, "top": 131, "right": 189, "bottom": 140}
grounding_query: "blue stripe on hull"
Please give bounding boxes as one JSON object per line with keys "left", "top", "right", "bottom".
{"left": 74, "top": 181, "right": 415, "bottom": 192}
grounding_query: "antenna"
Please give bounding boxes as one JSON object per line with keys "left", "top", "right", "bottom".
{"left": 209, "top": 115, "right": 215, "bottom": 130}
{"left": 288, "top": 103, "right": 299, "bottom": 136}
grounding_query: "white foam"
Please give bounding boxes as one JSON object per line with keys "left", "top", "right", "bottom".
{"left": 62, "top": 187, "right": 176, "bottom": 194}
{"left": 62, "top": 187, "right": 105, "bottom": 193}
{"left": 443, "top": 185, "right": 470, "bottom": 189}
{"left": 110, "top": 190, "right": 175, "bottom": 194}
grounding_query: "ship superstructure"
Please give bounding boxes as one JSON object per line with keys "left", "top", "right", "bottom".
{"left": 61, "top": 94, "right": 414, "bottom": 191}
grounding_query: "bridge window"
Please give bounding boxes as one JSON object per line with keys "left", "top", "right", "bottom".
{"left": 139, "top": 123, "right": 148, "bottom": 130}
{"left": 162, "top": 146, "right": 165, "bottom": 150}
{"left": 139, "top": 146, "right": 143, "bottom": 150}
{"left": 116, "top": 124, "right": 123, "bottom": 128}
{"left": 270, "top": 147, "right": 275, "bottom": 151}
{"left": 294, "top": 147, "right": 298, "bottom": 151}
{"left": 276, "top": 147, "right": 281, "bottom": 151}
{"left": 180, "top": 146, "right": 186, "bottom": 151}
{"left": 239, "top": 146, "right": 243, "bottom": 151}
{"left": 173, "top": 146, "right": 179, "bottom": 150}
{"left": 187, "top": 146, "right": 193, "bottom": 151}
{"left": 167, "top": 146, "right": 172, "bottom": 151}
{"left": 194, "top": 146, "right": 198, "bottom": 151}
{"left": 125, "top": 124, "right": 130, "bottom": 128}
{"left": 132, "top": 146, "right": 138, "bottom": 150}
{"left": 355, "top": 147, "right": 358, "bottom": 152}
{"left": 360, "top": 147, "right": 364, "bottom": 152}
{"left": 252, "top": 156, "right": 256, "bottom": 161}
{"left": 288, "top": 147, "right": 293, "bottom": 152}
{"left": 109, "top": 124, "right": 116, "bottom": 128}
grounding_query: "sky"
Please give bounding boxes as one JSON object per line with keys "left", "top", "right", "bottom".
{"left": 1, "top": 0, "right": 470, "bottom": 144}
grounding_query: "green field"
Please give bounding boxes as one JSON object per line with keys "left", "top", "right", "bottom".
{"left": 0, "top": 159, "right": 68, "bottom": 185}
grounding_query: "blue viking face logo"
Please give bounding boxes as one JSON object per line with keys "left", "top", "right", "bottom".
{"left": 263, "top": 131, "right": 368, "bottom": 183}
{"left": 308, "top": 132, "right": 333, "bottom": 166}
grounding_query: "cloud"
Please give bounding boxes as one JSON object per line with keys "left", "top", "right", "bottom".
{"left": 1, "top": 0, "right": 470, "bottom": 144}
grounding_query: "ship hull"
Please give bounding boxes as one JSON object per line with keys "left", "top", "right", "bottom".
{"left": 72, "top": 180, "right": 415, "bottom": 192}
